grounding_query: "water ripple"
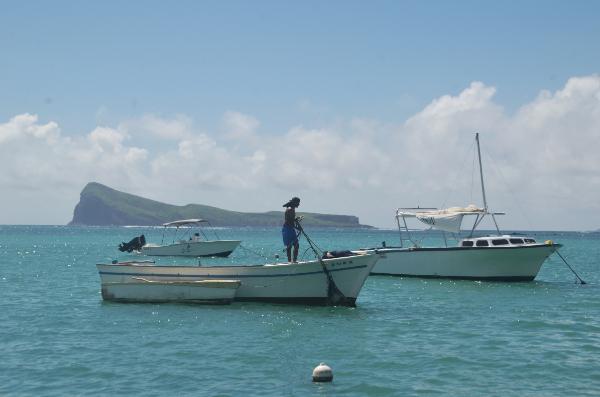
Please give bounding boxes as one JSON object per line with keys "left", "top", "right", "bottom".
{"left": 1, "top": 226, "right": 599, "bottom": 396}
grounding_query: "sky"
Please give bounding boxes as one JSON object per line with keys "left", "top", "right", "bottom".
{"left": 1, "top": 1, "right": 599, "bottom": 230}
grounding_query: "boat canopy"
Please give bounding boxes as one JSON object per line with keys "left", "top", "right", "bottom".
{"left": 162, "top": 219, "right": 208, "bottom": 227}
{"left": 397, "top": 205, "right": 485, "bottom": 233}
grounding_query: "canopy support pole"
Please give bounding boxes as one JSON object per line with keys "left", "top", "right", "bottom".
{"left": 476, "top": 133, "right": 488, "bottom": 212}
{"left": 403, "top": 216, "right": 413, "bottom": 247}
{"left": 491, "top": 214, "right": 501, "bottom": 234}
{"left": 396, "top": 213, "right": 404, "bottom": 248}
{"left": 468, "top": 214, "right": 481, "bottom": 238}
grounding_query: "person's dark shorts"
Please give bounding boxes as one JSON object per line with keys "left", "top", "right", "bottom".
{"left": 282, "top": 225, "right": 298, "bottom": 247}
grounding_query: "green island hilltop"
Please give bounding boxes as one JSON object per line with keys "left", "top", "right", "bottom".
{"left": 69, "top": 182, "right": 372, "bottom": 228}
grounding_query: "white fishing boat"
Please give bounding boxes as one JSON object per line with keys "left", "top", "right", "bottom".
{"left": 97, "top": 252, "right": 378, "bottom": 306}
{"left": 119, "top": 219, "right": 241, "bottom": 257}
{"left": 368, "top": 133, "right": 561, "bottom": 281}
{"left": 101, "top": 277, "right": 241, "bottom": 304}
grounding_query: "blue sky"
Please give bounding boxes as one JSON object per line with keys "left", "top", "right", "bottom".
{"left": 3, "top": 1, "right": 598, "bottom": 132}
{"left": 1, "top": 1, "right": 600, "bottom": 229}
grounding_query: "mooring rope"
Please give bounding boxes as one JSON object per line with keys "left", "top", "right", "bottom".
{"left": 295, "top": 218, "right": 346, "bottom": 305}
{"left": 238, "top": 244, "right": 273, "bottom": 263}
{"left": 555, "top": 250, "right": 587, "bottom": 284}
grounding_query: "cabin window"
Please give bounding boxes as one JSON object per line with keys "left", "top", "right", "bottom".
{"left": 462, "top": 241, "right": 474, "bottom": 247}
{"left": 509, "top": 238, "right": 524, "bottom": 244}
{"left": 492, "top": 239, "right": 509, "bottom": 246}
{"left": 524, "top": 238, "right": 536, "bottom": 243}
{"left": 476, "top": 240, "right": 489, "bottom": 247}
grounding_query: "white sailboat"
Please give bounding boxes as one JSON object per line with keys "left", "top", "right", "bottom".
{"left": 369, "top": 133, "right": 560, "bottom": 281}
{"left": 97, "top": 252, "right": 379, "bottom": 306}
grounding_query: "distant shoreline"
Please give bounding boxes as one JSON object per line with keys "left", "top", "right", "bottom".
{"left": 69, "top": 182, "right": 373, "bottom": 228}
{"left": 0, "top": 224, "right": 596, "bottom": 234}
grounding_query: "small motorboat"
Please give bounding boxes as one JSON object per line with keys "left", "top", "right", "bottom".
{"left": 119, "top": 219, "right": 241, "bottom": 258}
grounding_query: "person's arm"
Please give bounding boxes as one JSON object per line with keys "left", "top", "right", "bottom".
{"left": 293, "top": 210, "right": 303, "bottom": 230}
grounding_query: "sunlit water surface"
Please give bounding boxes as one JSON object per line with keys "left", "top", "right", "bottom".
{"left": 1, "top": 226, "right": 599, "bottom": 396}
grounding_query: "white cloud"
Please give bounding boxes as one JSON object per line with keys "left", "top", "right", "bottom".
{"left": 0, "top": 116, "right": 148, "bottom": 204}
{"left": 222, "top": 111, "right": 260, "bottom": 142}
{"left": 1, "top": 75, "right": 600, "bottom": 230}
{"left": 89, "top": 127, "right": 126, "bottom": 151}
{"left": 502, "top": 75, "right": 600, "bottom": 212}
{"left": 120, "top": 113, "right": 193, "bottom": 140}
{"left": 414, "top": 82, "right": 497, "bottom": 119}
{"left": 0, "top": 113, "right": 60, "bottom": 144}
{"left": 150, "top": 134, "right": 253, "bottom": 191}
{"left": 261, "top": 125, "right": 390, "bottom": 191}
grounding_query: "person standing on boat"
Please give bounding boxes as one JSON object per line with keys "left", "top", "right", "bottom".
{"left": 282, "top": 197, "right": 300, "bottom": 263}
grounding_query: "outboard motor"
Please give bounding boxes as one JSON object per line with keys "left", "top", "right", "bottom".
{"left": 118, "top": 234, "right": 146, "bottom": 253}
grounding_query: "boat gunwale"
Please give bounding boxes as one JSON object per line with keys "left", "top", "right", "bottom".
{"left": 142, "top": 239, "right": 241, "bottom": 249}
{"left": 372, "top": 243, "right": 561, "bottom": 253}
{"left": 97, "top": 253, "right": 374, "bottom": 269}
{"left": 369, "top": 273, "right": 536, "bottom": 281}
{"left": 97, "top": 264, "right": 369, "bottom": 278}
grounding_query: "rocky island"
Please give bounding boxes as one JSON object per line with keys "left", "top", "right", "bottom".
{"left": 69, "top": 182, "right": 371, "bottom": 228}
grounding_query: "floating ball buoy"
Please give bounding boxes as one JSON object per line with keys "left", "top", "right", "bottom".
{"left": 312, "top": 362, "right": 333, "bottom": 382}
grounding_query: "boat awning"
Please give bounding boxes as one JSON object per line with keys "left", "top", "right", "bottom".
{"left": 397, "top": 205, "right": 484, "bottom": 233}
{"left": 162, "top": 219, "right": 208, "bottom": 227}
{"left": 397, "top": 204, "right": 485, "bottom": 218}
{"left": 396, "top": 205, "right": 505, "bottom": 233}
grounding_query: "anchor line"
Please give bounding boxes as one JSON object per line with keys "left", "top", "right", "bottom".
{"left": 295, "top": 218, "right": 346, "bottom": 305}
{"left": 555, "top": 250, "right": 587, "bottom": 285}
{"left": 238, "top": 244, "right": 273, "bottom": 263}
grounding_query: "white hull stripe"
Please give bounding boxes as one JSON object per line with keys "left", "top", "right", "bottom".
{"left": 99, "top": 264, "right": 367, "bottom": 279}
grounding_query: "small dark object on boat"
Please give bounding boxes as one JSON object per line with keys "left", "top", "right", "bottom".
{"left": 322, "top": 250, "right": 354, "bottom": 259}
{"left": 118, "top": 234, "right": 146, "bottom": 253}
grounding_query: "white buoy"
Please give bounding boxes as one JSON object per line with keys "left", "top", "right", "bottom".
{"left": 312, "top": 362, "right": 333, "bottom": 382}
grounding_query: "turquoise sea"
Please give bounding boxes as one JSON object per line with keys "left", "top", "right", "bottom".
{"left": 1, "top": 225, "right": 599, "bottom": 396}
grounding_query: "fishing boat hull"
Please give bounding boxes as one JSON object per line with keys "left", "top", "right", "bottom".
{"left": 101, "top": 279, "right": 241, "bottom": 304}
{"left": 97, "top": 253, "right": 378, "bottom": 306}
{"left": 370, "top": 243, "right": 559, "bottom": 281}
{"left": 141, "top": 240, "right": 241, "bottom": 257}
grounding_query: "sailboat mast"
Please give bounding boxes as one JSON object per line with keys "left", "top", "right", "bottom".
{"left": 475, "top": 133, "right": 488, "bottom": 211}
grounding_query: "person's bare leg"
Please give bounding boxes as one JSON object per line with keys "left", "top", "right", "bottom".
{"left": 293, "top": 242, "right": 299, "bottom": 263}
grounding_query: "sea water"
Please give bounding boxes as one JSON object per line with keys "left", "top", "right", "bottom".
{"left": 1, "top": 226, "right": 599, "bottom": 396}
